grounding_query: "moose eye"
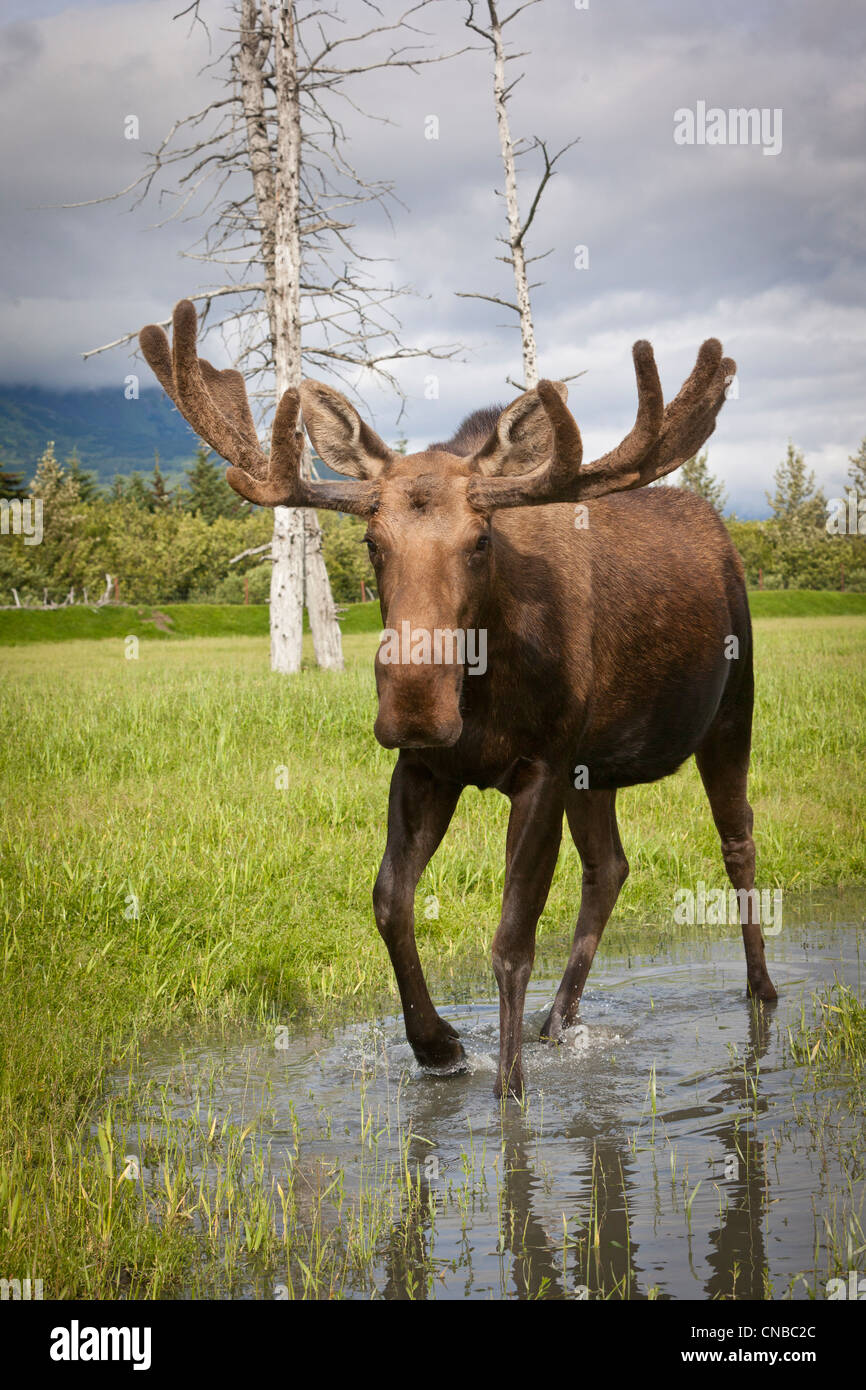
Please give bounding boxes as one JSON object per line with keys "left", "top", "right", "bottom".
{"left": 473, "top": 533, "right": 490, "bottom": 554}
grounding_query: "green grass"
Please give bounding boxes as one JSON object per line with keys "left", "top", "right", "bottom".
{"left": 1, "top": 614, "right": 864, "bottom": 1295}
{"left": 0, "top": 599, "right": 385, "bottom": 646}
{"left": 747, "top": 590, "right": 866, "bottom": 618}
{"left": 0, "top": 590, "right": 863, "bottom": 647}
{"left": 786, "top": 982, "right": 866, "bottom": 1280}
{"left": 790, "top": 983, "right": 866, "bottom": 1079}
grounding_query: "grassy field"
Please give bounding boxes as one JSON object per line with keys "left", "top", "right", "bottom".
{"left": 1, "top": 589, "right": 865, "bottom": 646}
{"left": 0, "top": 598, "right": 382, "bottom": 645}
{"left": 0, "top": 612, "right": 864, "bottom": 1296}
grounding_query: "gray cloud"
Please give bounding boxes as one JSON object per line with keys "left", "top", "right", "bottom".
{"left": 0, "top": 0, "right": 863, "bottom": 515}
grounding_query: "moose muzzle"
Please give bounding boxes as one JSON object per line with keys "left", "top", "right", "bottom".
{"left": 373, "top": 627, "right": 465, "bottom": 749}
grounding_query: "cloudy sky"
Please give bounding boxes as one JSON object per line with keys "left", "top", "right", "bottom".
{"left": 1, "top": 0, "right": 863, "bottom": 515}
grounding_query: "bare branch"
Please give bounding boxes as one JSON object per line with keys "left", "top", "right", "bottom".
{"left": 455, "top": 290, "right": 520, "bottom": 313}
{"left": 82, "top": 284, "right": 265, "bottom": 358}
{"left": 229, "top": 541, "right": 272, "bottom": 564}
{"left": 517, "top": 135, "right": 579, "bottom": 245}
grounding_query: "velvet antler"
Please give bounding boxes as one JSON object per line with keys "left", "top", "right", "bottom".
{"left": 467, "top": 340, "right": 735, "bottom": 509}
{"left": 139, "top": 301, "right": 378, "bottom": 516}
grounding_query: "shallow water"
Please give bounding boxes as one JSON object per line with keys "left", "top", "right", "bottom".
{"left": 113, "top": 894, "right": 865, "bottom": 1299}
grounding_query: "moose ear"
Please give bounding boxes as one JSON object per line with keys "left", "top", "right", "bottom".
{"left": 298, "top": 380, "right": 393, "bottom": 480}
{"left": 473, "top": 381, "right": 569, "bottom": 477}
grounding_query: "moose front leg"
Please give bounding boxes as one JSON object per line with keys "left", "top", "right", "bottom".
{"left": 373, "top": 753, "right": 465, "bottom": 1072}
{"left": 493, "top": 763, "right": 564, "bottom": 1099}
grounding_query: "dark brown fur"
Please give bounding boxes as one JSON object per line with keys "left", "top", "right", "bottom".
{"left": 428, "top": 406, "right": 505, "bottom": 457}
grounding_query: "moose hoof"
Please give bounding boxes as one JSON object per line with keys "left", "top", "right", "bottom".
{"left": 414, "top": 1032, "right": 467, "bottom": 1076}
{"left": 748, "top": 977, "right": 778, "bottom": 1003}
{"left": 495, "top": 1070, "right": 525, "bottom": 1103}
{"left": 541, "top": 1007, "right": 579, "bottom": 1043}
{"left": 539, "top": 1012, "right": 564, "bottom": 1044}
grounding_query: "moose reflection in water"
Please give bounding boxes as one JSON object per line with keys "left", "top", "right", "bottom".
{"left": 375, "top": 968, "right": 784, "bottom": 1300}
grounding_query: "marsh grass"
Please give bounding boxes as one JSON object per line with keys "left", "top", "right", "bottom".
{"left": 1, "top": 615, "right": 864, "bottom": 1296}
{"left": 789, "top": 982, "right": 866, "bottom": 1078}
{"left": 785, "top": 983, "right": 866, "bottom": 1285}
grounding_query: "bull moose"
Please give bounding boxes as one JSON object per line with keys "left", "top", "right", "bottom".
{"left": 140, "top": 301, "right": 777, "bottom": 1099}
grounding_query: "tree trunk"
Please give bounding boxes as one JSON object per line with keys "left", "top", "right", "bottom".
{"left": 266, "top": 506, "right": 301, "bottom": 672}
{"left": 299, "top": 435, "right": 343, "bottom": 668}
{"left": 489, "top": 1, "right": 538, "bottom": 390}
{"left": 273, "top": 0, "right": 343, "bottom": 672}
{"left": 303, "top": 512, "right": 343, "bottom": 669}
{"left": 304, "top": 509, "right": 343, "bottom": 668}
{"left": 242, "top": 0, "right": 343, "bottom": 673}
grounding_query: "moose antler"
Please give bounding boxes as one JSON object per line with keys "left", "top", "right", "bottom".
{"left": 467, "top": 339, "right": 735, "bottom": 510}
{"left": 138, "top": 301, "right": 377, "bottom": 516}
{"left": 141, "top": 302, "right": 734, "bottom": 517}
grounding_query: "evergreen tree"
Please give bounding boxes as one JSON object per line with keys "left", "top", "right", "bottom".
{"left": 125, "top": 473, "right": 152, "bottom": 511}
{"left": 65, "top": 448, "right": 99, "bottom": 502}
{"left": 847, "top": 436, "right": 866, "bottom": 495}
{"left": 150, "top": 459, "right": 172, "bottom": 510}
{"left": 765, "top": 442, "right": 826, "bottom": 536}
{"left": 0, "top": 461, "right": 27, "bottom": 500}
{"left": 842, "top": 437, "right": 866, "bottom": 542}
{"left": 31, "top": 441, "right": 66, "bottom": 502}
{"left": 184, "top": 443, "right": 242, "bottom": 521}
{"left": 677, "top": 449, "right": 727, "bottom": 514}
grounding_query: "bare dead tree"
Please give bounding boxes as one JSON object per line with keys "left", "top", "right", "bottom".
{"left": 461, "top": 0, "right": 578, "bottom": 391}
{"left": 78, "top": 0, "right": 465, "bottom": 674}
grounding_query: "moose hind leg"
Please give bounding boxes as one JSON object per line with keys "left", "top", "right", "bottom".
{"left": 695, "top": 721, "right": 777, "bottom": 1003}
{"left": 541, "top": 789, "right": 629, "bottom": 1042}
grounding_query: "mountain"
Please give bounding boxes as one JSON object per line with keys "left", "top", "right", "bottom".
{"left": 0, "top": 386, "right": 200, "bottom": 484}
